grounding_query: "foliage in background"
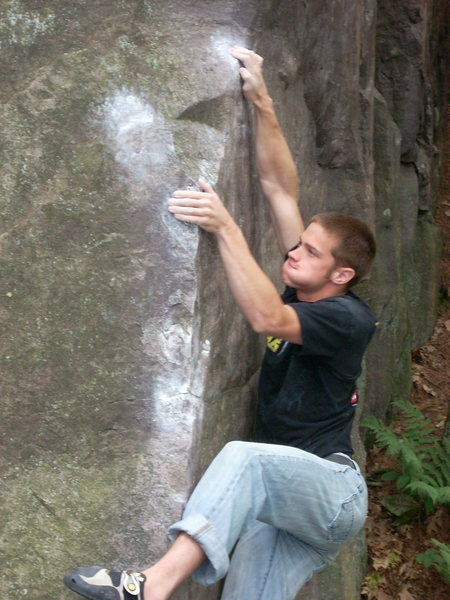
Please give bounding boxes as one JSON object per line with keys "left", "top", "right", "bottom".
{"left": 363, "top": 399, "right": 450, "bottom": 583}
{"left": 363, "top": 399, "right": 450, "bottom": 520}
{"left": 416, "top": 538, "right": 450, "bottom": 583}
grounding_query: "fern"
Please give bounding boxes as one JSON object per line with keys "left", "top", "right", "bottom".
{"left": 365, "top": 401, "right": 450, "bottom": 584}
{"left": 363, "top": 416, "right": 403, "bottom": 453}
{"left": 416, "top": 539, "right": 450, "bottom": 583}
{"left": 363, "top": 400, "right": 450, "bottom": 516}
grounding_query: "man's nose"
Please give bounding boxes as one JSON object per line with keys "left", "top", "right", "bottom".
{"left": 288, "top": 245, "right": 301, "bottom": 260}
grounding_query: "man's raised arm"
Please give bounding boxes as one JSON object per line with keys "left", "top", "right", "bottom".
{"left": 230, "top": 46, "right": 304, "bottom": 255}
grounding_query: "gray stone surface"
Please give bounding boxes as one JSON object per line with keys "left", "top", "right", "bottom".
{"left": 0, "top": 1, "right": 448, "bottom": 600}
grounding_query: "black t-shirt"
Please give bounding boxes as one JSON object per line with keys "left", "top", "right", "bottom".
{"left": 256, "top": 287, "right": 377, "bottom": 457}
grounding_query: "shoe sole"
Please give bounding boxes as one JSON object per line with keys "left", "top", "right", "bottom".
{"left": 64, "top": 572, "right": 121, "bottom": 600}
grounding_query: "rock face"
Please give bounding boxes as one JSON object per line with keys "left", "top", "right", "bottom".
{"left": 0, "top": 2, "right": 447, "bottom": 600}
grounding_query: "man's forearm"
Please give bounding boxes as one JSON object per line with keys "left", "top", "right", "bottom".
{"left": 167, "top": 181, "right": 302, "bottom": 344}
{"left": 215, "top": 223, "right": 301, "bottom": 343}
{"left": 253, "top": 93, "right": 298, "bottom": 202}
{"left": 252, "top": 93, "right": 304, "bottom": 253}
{"left": 230, "top": 46, "right": 303, "bottom": 253}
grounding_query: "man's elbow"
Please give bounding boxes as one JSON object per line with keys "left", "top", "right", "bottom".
{"left": 250, "top": 314, "right": 283, "bottom": 336}
{"left": 249, "top": 309, "right": 301, "bottom": 343}
{"left": 246, "top": 311, "right": 272, "bottom": 334}
{"left": 251, "top": 319, "right": 270, "bottom": 335}
{"left": 259, "top": 177, "right": 283, "bottom": 199}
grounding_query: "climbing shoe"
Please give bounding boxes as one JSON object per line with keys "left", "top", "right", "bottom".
{"left": 64, "top": 566, "right": 146, "bottom": 600}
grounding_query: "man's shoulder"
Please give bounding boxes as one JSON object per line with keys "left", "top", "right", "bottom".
{"left": 283, "top": 287, "right": 377, "bottom": 335}
{"left": 282, "top": 287, "right": 373, "bottom": 314}
{"left": 334, "top": 291, "right": 378, "bottom": 338}
{"left": 339, "top": 290, "right": 375, "bottom": 316}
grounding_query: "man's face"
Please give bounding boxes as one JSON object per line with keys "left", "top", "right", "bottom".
{"left": 281, "top": 222, "right": 339, "bottom": 296}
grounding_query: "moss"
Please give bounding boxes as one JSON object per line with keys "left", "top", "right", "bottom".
{"left": 0, "top": 1, "right": 56, "bottom": 49}
{"left": 68, "top": 143, "right": 107, "bottom": 179}
{"left": 1, "top": 456, "right": 150, "bottom": 597}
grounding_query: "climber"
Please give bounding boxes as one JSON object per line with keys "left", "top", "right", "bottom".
{"left": 64, "top": 46, "right": 377, "bottom": 600}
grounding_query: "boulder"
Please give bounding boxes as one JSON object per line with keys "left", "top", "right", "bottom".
{"left": 0, "top": 1, "right": 447, "bottom": 599}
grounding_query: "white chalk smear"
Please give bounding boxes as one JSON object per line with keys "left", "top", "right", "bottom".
{"left": 100, "top": 90, "right": 215, "bottom": 503}
{"left": 210, "top": 33, "right": 247, "bottom": 73}
{"left": 101, "top": 90, "right": 176, "bottom": 185}
{"left": 145, "top": 316, "right": 210, "bottom": 434}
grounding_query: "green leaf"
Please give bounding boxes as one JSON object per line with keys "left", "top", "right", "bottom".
{"left": 380, "top": 471, "right": 399, "bottom": 481}
{"left": 416, "top": 539, "right": 450, "bottom": 582}
{"left": 366, "top": 400, "right": 449, "bottom": 519}
{"left": 380, "top": 493, "right": 421, "bottom": 517}
{"left": 396, "top": 473, "right": 411, "bottom": 489}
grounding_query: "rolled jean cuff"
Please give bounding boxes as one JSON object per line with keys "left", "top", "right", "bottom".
{"left": 167, "top": 513, "right": 229, "bottom": 585}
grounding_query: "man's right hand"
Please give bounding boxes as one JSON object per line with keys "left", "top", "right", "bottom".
{"left": 230, "top": 46, "right": 268, "bottom": 105}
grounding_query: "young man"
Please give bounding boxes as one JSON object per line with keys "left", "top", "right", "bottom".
{"left": 64, "top": 47, "right": 377, "bottom": 600}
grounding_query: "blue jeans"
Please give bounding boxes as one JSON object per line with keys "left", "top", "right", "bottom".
{"left": 168, "top": 441, "right": 368, "bottom": 600}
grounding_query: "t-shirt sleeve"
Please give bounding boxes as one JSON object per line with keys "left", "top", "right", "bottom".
{"left": 289, "top": 299, "right": 354, "bottom": 356}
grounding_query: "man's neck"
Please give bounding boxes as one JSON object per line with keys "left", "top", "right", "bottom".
{"left": 295, "top": 286, "right": 347, "bottom": 303}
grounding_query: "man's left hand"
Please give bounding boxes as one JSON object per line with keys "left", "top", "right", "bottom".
{"left": 168, "top": 180, "right": 235, "bottom": 234}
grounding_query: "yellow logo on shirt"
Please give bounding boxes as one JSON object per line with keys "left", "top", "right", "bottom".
{"left": 266, "top": 336, "right": 283, "bottom": 353}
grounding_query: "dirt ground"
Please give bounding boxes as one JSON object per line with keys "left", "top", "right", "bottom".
{"left": 361, "top": 108, "right": 450, "bottom": 599}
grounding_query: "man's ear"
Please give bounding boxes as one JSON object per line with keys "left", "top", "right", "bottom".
{"left": 331, "top": 267, "right": 355, "bottom": 286}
